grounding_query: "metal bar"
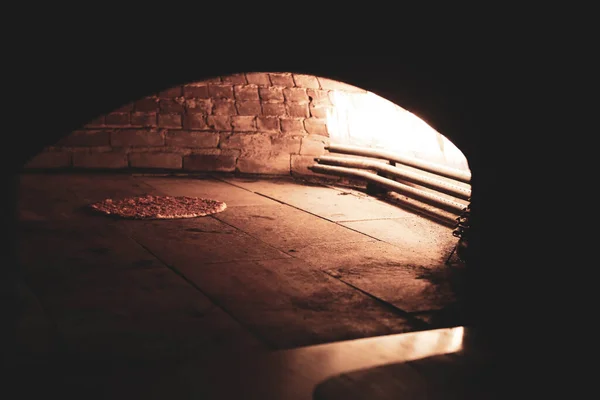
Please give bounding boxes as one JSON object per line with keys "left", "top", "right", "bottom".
{"left": 309, "top": 164, "right": 467, "bottom": 214}
{"left": 315, "top": 155, "right": 471, "bottom": 201}
{"left": 325, "top": 144, "right": 471, "bottom": 184}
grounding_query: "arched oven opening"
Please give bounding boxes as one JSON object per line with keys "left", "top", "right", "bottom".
{"left": 14, "top": 72, "right": 480, "bottom": 395}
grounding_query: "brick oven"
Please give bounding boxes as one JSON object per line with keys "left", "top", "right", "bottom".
{"left": 4, "top": 29, "right": 545, "bottom": 398}
{"left": 23, "top": 72, "right": 470, "bottom": 185}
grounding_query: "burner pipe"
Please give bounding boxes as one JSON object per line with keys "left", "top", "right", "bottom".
{"left": 315, "top": 155, "right": 471, "bottom": 201}
{"left": 325, "top": 144, "right": 471, "bottom": 184}
{"left": 308, "top": 164, "right": 467, "bottom": 214}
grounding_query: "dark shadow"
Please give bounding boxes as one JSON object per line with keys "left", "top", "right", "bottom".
{"left": 313, "top": 352, "right": 497, "bottom": 400}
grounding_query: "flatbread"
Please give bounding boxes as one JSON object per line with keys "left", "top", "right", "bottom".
{"left": 89, "top": 195, "right": 227, "bottom": 220}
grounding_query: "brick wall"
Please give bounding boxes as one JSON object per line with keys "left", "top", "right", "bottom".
{"left": 25, "top": 71, "right": 470, "bottom": 176}
{"left": 24, "top": 72, "right": 368, "bottom": 178}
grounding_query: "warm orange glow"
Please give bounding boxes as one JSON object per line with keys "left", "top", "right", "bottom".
{"left": 326, "top": 90, "right": 470, "bottom": 172}
{"left": 267, "top": 327, "right": 465, "bottom": 399}
{"left": 311, "top": 326, "right": 465, "bottom": 373}
{"left": 284, "top": 326, "right": 464, "bottom": 379}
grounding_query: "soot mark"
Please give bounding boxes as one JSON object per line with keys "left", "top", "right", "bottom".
{"left": 251, "top": 215, "right": 276, "bottom": 220}
{"left": 185, "top": 228, "right": 233, "bottom": 234}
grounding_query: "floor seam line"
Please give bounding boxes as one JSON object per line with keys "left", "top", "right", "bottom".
{"left": 247, "top": 193, "right": 385, "bottom": 243}
{"left": 209, "top": 214, "right": 294, "bottom": 258}
{"left": 127, "top": 235, "right": 277, "bottom": 351}
{"left": 320, "top": 270, "right": 434, "bottom": 331}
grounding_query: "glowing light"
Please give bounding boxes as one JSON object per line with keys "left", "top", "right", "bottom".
{"left": 284, "top": 326, "right": 465, "bottom": 379}
{"left": 450, "top": 326, "right": 465, "bottom": 352}
{"left": 326, "top": 90, "right": 470, "bottom": 172}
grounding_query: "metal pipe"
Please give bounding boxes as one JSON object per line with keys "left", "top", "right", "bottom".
{"left": 315, "top": 155, "right": 471, "bottom": 201}
{"left": 325, "top": 144, "right": 471, "bottom": 184}
{"left": 385, "top": 192, "right": 459, "bottom": 229}
{"left": 309, "top": 164, "right": 467, "bottom": 214}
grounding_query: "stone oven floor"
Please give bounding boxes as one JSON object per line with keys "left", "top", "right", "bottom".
{"left": 16, "top": 173, "right": 463, "bottom": 366}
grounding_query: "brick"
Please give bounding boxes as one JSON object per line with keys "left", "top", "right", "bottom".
{"left": 262, "top": 102, "right": 286, "bottom": 116}
{"left": 24, "top": 152, "right": 71, "bottom": 169}
{"left": 183, "top": 113, "right": 209, "bottom": 130}
{"left": 269, "top": 73, "right": 294, "bottom": 87}
{"left": 184, "top": 98, "right": 212, "bottom": 114}
{"left": 271, "top": 137, "right": 301, "bottom": 154}
{"left": 245, "top": 72, "right": 271, "bottom": 86}
{"left": 130, "top": 112, "right": 157, "bottom": 127}
{"left": 208, "top": 84, "right": 234, "bottom": 99}
{"left": 231, "top": 116, "right": 256, "bottom": 131}
{"left": 160, "top": 99, "right": 185, "bottom": 113}
{"left": 292, "top": 74, "right": 321, "bottom": 89}
{"left": 256, "top": 117, "right": 280, "bottom": 132}
{"left": 291, "top": 155, "right": 326, "bottom": 177}
{"left": 158, "top": 86, "right": 183, "bottom": 98}
{"left": 59, "top": 146, "right": 112, "bottom": 153}
{"left": 83, "top": 115, "right": 105, "bottom": 128}
{"left": 280, "top": 118, "right": 305, "bottom": 133}
{"left": 134, "top": 97, "right": 159, "bottom": 112}
{"left": 283, "top": 88, "right": 309, "bottom": 103}
{"left": 58, "top": 130, "right": 110, "bottom": 146}
{"left": 207, "top": 115, "right": 231, "bottom": 131}
{"left": 221, "top": 133, "right": 270, "bottom": 155}
{"left": 307, "top": 89, "right": 333, "bottom": 106}
{"left": 166, "top": 131, "right": 219, "bottom": 148}
{"left": 73, "top": 152, "right": 128, "bottom": 169}
{"left": 234, "top": 84, "right": 259, "bottom": 101}
{"left": 158, "top": 113, "right": 182, "bottom": 128}
{"left": 236, "top": 100, "right": 262, "bottom": 116}
{"left": 201, "top": 76, "right": 222, "bottom": 83}
{"left": 183, "top": 85, "right": 209, "bottom": 98}
{"left": 318, "top": 77, "right": 366, "bottom": 92}
{"left": 183, "top": 151, "right": 237, "bottom": 172}
{"left": 237, "top": 155, "right": 290, "bottom": 175}
{"left": 221, "top": 74, "right": 247, "bottom": 84}
{"left": 300, "top": 135, "right": 329, "bottom": 155}
{"left": 304, "top": 118, "right": 328, "bottom": 136}
{"left": 129, "top": 153, "right": 182, "bottom": 169}
{"left": 115, "top": 102, "right": 134, "bottom": 112}
{"left": 259, "top": 87, "right": 284, "bottom": 101}
{"left": 105, "top": 113, "right": 130, "bottom": 126}
{"left": 286, "top": 102, "right": 310, "bottom": 118}
{"left": 309, "top": 105, "right": 332, "bottom": 119}
{"left": 111, "top": 129, "right": 164, "bottom": 147}
{"left": 213, "top": 100, "right": 237, "bottom": 116}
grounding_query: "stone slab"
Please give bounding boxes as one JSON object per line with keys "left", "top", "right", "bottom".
{"left": 140, "top": 176, "right": 278, "bottom": 207}
{"left": 18, "top": 220, "right": 266, "bottom": 361}
{"left": 167, "top": 257, "right": 415, "bottom": 349}
{"left": 43, "top": 267, "right": 266, "bottom": 361}
{"left": 213, "top": 204, "right": 372, "bottom": 251}
{"left": 290, "top": 240, "right": 457, "bottom": 313}
{"left": 18, "top": 173, "right": 163, "bottom": 221}
{"left": 219, "top": 177, "right": 403, "bottom": 222}
{"left": 128, "top": 216, "right": 291, "bottom": 265}
{"left": 340, "top": 217, "right": 457, "bottom": 260}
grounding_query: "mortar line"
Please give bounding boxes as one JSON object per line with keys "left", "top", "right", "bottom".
{"left": 321, "top": 270, "right": 433, "bottom": 331}
{"left": 208, "top": 175, "right": 389, "bottom": 242}
{"left": 174, "top": 176, "right": 453, "bottom": 325}
{"left": 201, "top": 185, "right": 431, "bottom": 331}
{"left": 128, "top": 235, "right": 277, "bottom": 351}
{"left": 268, "top": 244, "right": 435, "bottom": 332}
{"left": 214, "top": 175, "right": 457, "bottom": 229}
{"left": 208, "top": 214, "right": 297, "bottom": 258}
{"left": 249, "top": 192, "right": 388, "bottom": 242}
